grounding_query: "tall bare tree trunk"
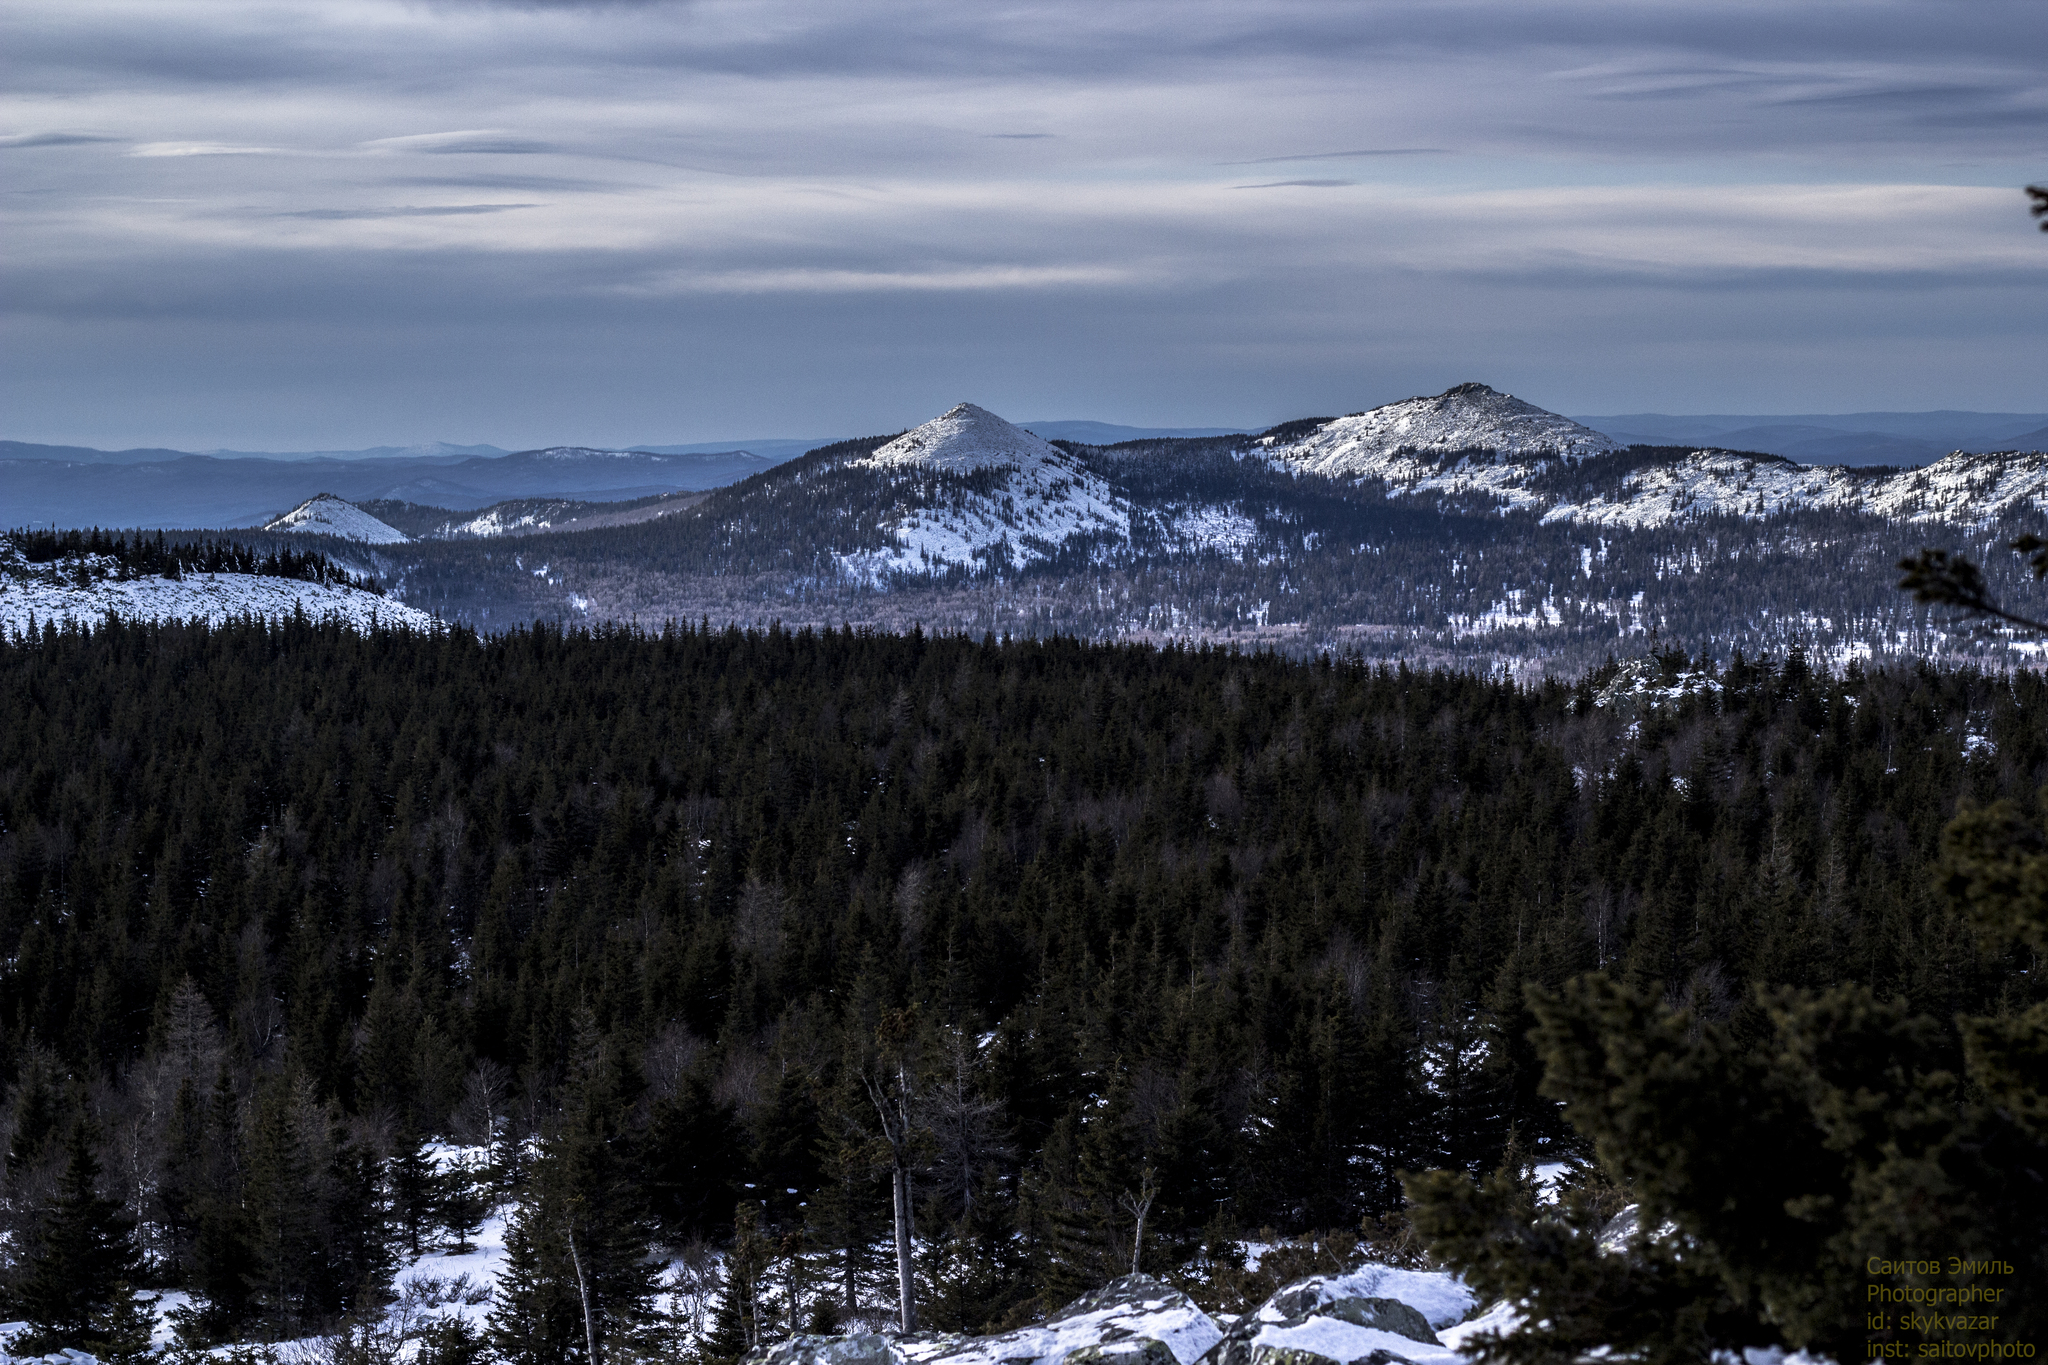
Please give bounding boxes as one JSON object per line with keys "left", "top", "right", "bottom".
{"left": 892, "top": 1159, "right": 916, "bottom": 1333}
{"left": 567, "top": 1223, "right": 599, "bottom": 1365}
{"left": 865, "top": 1054, "right": 919, "bottom": 1335}
{"left": 1120, "top": 1165, "right": 1160, "bottom": 1276}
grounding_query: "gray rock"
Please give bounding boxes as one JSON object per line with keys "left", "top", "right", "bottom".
{"left": 1065, "top": 1339, "right": 1180, "bottom": 1365}
{"left": 1312, "top": 1299, "right": 1436, "bottom": 1344}
{"left": 1199, "top": 1277, "right": 1441, "bottom": 1365}
{"left": 746, "top": 1332, "right": 911, "bottom": 1365}
{"left": 1053, "top": 1276, "right": 1188, "bottom": 1321}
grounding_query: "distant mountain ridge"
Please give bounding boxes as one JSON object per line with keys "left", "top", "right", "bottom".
{"left": 1572, "top": 409, "right": 2048, "bottom": 467}
{"left": 2, "top": 443, "right": 782, "bottom": 528}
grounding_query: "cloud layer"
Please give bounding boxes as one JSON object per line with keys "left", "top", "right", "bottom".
{"left": 2, "top": 0, "right": 2045, "bottom": 448}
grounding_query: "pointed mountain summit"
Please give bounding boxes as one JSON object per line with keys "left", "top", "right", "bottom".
{"left": 1268, "top": 382, "right": 1624, "bottom": 480}
{"left": 826, "top": 402, "right": 1126, "bottom": 578}
{"left": 856, "top": 403, "right": 1066, "bottom": 474}
{"left": 264, "top": 493, "right": 412, "bottom": 543}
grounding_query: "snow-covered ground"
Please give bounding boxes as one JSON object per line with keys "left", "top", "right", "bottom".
{"left": 840, "top": 404, "right": 1128, "bottom": 580}
{"left": 1161, "top": 506, "right": 1259, "bottom": 555}
{"left": 0, "top": 569, "right": 439, "bottom": 636}
{"left": 1266, "top": 384, "right": 1623, "bottom": 478}
{"left": 1256, "top": 383, "right": 2048, "bottom": 530}
{"left": 900, "top": 1278, "right": 1222, "bottom": 1365}
{"left": 264, "top": 495, "right": 411, "bottom": 544}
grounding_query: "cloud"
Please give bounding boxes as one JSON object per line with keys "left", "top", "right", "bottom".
{"left": 0, "top": 132, "right": 119, "bottom": 149}
{"left": 277, "top": 204, "right": 540, "bottom": 220}
{"left": 3, "top": 0, "right": 2045, "bottom": 448}
{"left": 127, "top": 142, "right": 279, "bottom": 157}
{"left": 388, "top": 173, "right": 628, "bottom": 193}
{"left": 1221, "top": 149, "right": 1449, "bottom": 164}
{"left": 361, "top": 131, "right": 556, "bottom": 155}
{"left": 629, "top": 264, "right": 1147, "bottom": 295}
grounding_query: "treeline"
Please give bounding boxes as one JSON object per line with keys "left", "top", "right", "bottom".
{"left": 2, "top": 529, "right": 379, "bottom": 593}
{"left": 0, "top": 622, "right": 2040, "bottom": 1353}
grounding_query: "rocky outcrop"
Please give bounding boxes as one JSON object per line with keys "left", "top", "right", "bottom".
{"left": 1199, "top": 1273, "right": 1446, "bottom": 1365}
{"left": 741, "top": 1266, "right": 1471, "bottom": 1365}
{"left": 745, "top": 1276, "right": 1221, "bottom": 1365}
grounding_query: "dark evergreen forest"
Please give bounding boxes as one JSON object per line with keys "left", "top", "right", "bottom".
{"left": 0, "top": 621, "right": 2040, "bottom": 1352}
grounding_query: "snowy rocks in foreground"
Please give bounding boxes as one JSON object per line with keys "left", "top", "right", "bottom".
{"left": 1207, "top": 1268, "right": 1476, "bottom": 1365}
{"left": 746, "top": 1267, "right": 1480, "bottom": 1365}
{"left": 751, "top": 1276, "right": 1219, "bottom": 1365}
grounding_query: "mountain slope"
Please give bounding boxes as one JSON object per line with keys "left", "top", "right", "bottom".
{"left": 1256, "top": 385, "right": 2048, "bottom": 530}
{"left": 265, "top": 493, "right": 412, "bottom": 543}
{"left": 839, "top": 403, "right": 1128, "bottom": 577}
{"left": 1265, "top": 383, "right": 1623, "bottom": 481}
{"left": 0, "top": 535, "right": 437, "bottom": 635}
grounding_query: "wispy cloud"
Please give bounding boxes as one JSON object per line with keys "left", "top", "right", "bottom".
{"left": 361, "top": 131, "right": 555, "bottom": 155}
{"left": 4, "top": 0, "right": 2044, "bottom": 448}
{"left": 277, "top": 204, "right": 540, "bottom": 219}
{"left": 0, "top": 132, "right": 119, "bottom": 149}
{"left": 127, "top": 142, "right": 279, "bottom": 157}
{"left": 1221, "top": 149, "right": 1448, "bottom": 165}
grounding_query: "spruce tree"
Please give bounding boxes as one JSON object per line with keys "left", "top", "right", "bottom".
{"left": 13, "top": 1121, "right": 146, "bottom": 1353}
{"left": 391, "top": 1121, "right": 439, "bottom": 1257}
{"left": 82, "top": 1284, "right": 160, "bottom": 1365}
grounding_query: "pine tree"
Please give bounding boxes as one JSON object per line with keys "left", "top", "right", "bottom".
{"left": 82, "top": 1283, "right": 160, "bottom": 1365}
{"left": 13, "top": 1120, "right": 146, "bottom": 1353}
{"left": 391, "top": 1121, "right": 439, "bottom": 1256}
{"left": 490, "top": 1017, "right": 659, "bottom": 1365}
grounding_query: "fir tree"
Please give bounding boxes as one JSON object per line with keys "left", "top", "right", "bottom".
{"left": 82, "top": 1283, "right": 161, "bottom": 1365}
{"left": 391, "top": 1121, "right": 439, "bottom": 1257}
{"left": 12, "top": 1121, "right": 146, "bottom": 1353}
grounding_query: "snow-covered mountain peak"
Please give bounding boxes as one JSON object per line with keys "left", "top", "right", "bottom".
{"left": 830, "top": 404, "right": 1127, "bottom": 580}
{"left": 264, "top": 494, "right": 411, "bottom": 544}
{"left": 1267, "top": 383, "right": 1625, "bottom": 482}
{"left": 856, "top": 403, "right": 1065, "bottom": 475}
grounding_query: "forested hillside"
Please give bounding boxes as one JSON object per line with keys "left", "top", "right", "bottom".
{"left": 284, "top": 431, "right": 2048, "bottom": 675}
{"left": 0, "top": 623, "right": 2040, "bottom": 1348}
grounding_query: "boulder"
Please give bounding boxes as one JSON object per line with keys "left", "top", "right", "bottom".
{"left": 1198, "top": 1270, "right": 1450, "bottom": 1365}
{"left": 746, "top": 1276, "right": 1222, "bottom": 1365}
{"left": 902, "top": 1275, "right": 1222, "bottom": 1365}
{"left": 747, "top": 1333, "right": 912, "bottom": 1365}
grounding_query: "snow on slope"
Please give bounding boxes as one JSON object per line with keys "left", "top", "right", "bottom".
{"left": 1540, "top": 451, "right": 1864, "bottom": 528}
{"left": 1265, "top": 383, "right": 1622, "bottom": 497}
{"left": 1543, "top": 447, "right": 2048, "bottom": 529}
{"left": 265, "top": 493, "right": 412, "bottom": 543}
{"left": 841, "top": 403, "right": 1127, "bottom": 579}
{"left": 1862, "top": 450, "right": 2048, "bottom": 525}
{"left": 0, "top": 547, "right": 437, "bottom": 636}
{"left": 1260, "top": 384, "right": 2048, "bottom": 529}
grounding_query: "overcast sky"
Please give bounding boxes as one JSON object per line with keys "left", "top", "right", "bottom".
{"left": 3, "top": 0, "right": 2045, "bottom": 450}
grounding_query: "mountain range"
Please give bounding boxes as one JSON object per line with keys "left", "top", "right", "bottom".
{"left": 0, "top": 444, "right": 781, "bottom": 528}
{"left": 13, "top": 383, "right": 2048, "bottom": 672}
{"left": 1571, "top": 410, "right": 2048, "bottom": 467}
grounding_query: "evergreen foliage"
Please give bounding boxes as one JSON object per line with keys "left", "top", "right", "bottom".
{"left": 1407, "top": 793, "right": 2048, "bottom": 1362}
{"left": 8, "top": 1120, "right": 146, "bottom": 1353}
{"left": 0, "top": 620, "right": 2041, "bottom": 1344}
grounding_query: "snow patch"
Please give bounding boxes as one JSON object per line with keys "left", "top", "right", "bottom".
{"left": 0, "top": 551, "right": 438, "bottom": 637}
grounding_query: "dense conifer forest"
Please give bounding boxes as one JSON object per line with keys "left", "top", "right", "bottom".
{"left": 0, "top": 622, "right": 2041, "bottom": 1356}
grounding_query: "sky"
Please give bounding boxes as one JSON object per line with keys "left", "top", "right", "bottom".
{"left": 3, "top": 0, "right": 2046, "bottom": 451}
